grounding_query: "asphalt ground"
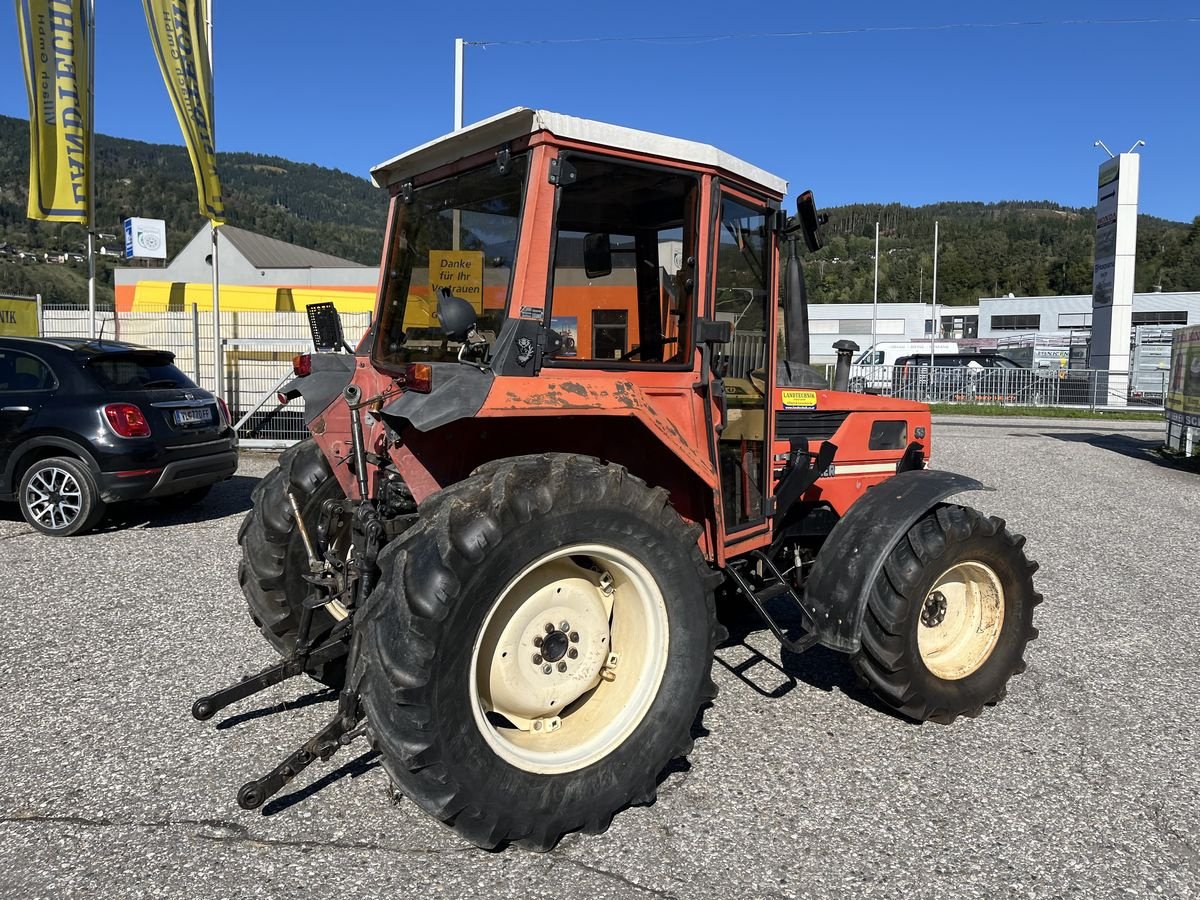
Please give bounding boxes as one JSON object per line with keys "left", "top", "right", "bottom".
{"left": 0, "top": 415, "right": 1196, "bottom": 899}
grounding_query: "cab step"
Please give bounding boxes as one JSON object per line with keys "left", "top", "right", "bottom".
{"left": 725, "top": 549, "right": 820, "bottom": 655}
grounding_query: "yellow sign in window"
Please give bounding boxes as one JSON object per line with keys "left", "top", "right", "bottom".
{"left": 429, "top": 250, "right": 484, "bottom": 313}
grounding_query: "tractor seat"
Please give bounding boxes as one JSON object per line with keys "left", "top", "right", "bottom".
{"left": 775, "top": 359, "right": 829, "bottom": 389}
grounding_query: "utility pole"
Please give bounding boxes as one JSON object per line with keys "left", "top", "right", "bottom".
{"left": 86, "top": 0, "right": 96, "bottom": 338}
{"left": 929, "top": 220, "right": 939, "bottom": 371}
{"left": 207, "top": 0, "right": 222, "bottom": 400}
{"left": 871, "top": 221, "right": 879, "bottom": 351}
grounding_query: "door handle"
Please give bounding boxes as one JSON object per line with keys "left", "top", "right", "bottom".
{"left": 2, "top": 406, "right": 31, "bottom": 412}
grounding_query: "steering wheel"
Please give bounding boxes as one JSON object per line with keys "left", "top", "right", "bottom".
{"left": 619, "top": 336, "right": 678, "bottom": 362}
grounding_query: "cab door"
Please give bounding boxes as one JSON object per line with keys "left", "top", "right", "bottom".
{"left": 710, "top": 192, "right": 775, "bottom": 539}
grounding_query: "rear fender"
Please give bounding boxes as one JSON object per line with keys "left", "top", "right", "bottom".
{"left": 803, "top": 469, "right": 986, "bottom": 653}
{"left": 282, "top": 353, "right": 356, "bottom": 425}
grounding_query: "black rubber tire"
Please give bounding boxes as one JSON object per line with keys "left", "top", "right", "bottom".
{"left": 18, "top": 456, "right": 106, "bottom": 537}
{"left": 357, "top": 453, "right": 722, "bottom": 851}
{"left": 162, "top": 485, "right": 212, "bottom": 507}
{"left": 851, "top": 504, "right": 1041, "bottom": 724}
{"left": 238, "top": 439, "right": 346, "bottom": 686}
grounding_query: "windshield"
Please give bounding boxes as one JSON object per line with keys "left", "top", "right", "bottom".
{"left": 373, "top": 156, "right": 528, "bottom": 369}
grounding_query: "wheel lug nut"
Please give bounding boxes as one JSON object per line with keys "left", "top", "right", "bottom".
{"left": 569, "top": 631, "right": 579, "bottom": 643}
{"left": 542, "top": 664, "right": 552, "bottom": 675}
{"left": 560, "top": 621, "right": 570, "bottom": 632}
{"left": 557, "top": 661, "right": 567, "bottom": 672}
{"left": 532, "top": 654, "right": 543, "bottom": 665}
{"left": 544, "top": 623, "right": 554, "bottom": 633}
{"left": 533, "top": 636, "right": 543, "bottom": 647}
{"left": 567, "top": 648, "right": 578, "bottom": 659}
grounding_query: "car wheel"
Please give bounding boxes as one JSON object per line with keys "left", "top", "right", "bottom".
{"left": 18, "top": 456, "right": 106, "bottom": 537}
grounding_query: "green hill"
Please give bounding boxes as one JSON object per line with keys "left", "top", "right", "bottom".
{"left": 2, "top": 114, "right": 1198, "bottom": 307}
{"left": 0, "top": 114, "right": 387, "bottom": 305}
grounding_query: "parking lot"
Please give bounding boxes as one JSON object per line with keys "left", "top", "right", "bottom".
{"left": 0, "top": 415, "right": 1196, "bottom": 899}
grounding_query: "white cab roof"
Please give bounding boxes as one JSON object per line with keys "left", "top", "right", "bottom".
{"left": 370, "top": 107, "right": 788, "bottom": 196}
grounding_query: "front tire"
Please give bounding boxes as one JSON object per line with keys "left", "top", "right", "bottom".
{"left": 18, "top": 456, "right": 106, "bottom": 537}
{"left": 851, "top": 504, "right": 1040, "bottom": 724}
{"left": 358, "top": 454, "right": 720, "bottom": 850}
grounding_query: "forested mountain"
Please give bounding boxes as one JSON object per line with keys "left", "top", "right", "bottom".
{"left": 2, "top": 113, "right": 1198, "bottom": 307}
{"left": 0, "top": 114, "right": 387, "bottom": 305}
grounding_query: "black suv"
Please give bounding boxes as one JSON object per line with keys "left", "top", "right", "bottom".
{"left": 0, "top": 337, "right": 238, "bottom": 536}
{"left": 891, "top": 352, "right": 1036, "bottom": 401}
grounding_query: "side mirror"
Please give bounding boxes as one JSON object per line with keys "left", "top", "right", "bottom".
{"left": 436, "top": 287, "right": 478, "bottom": 342}
{"left": 796, "top": 190, "right": 826, "bottom": 253}
{"left": 583, "top": 232, "right": 613, "bottom": 279}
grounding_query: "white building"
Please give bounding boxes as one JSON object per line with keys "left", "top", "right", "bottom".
{"left": 976, "top": 292, "right": 1199, "bottom": 339}
{"left": 806, "top": 302, "right": 980, "bottom": 362}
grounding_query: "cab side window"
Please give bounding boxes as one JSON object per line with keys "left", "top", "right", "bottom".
{"left": 547, "top": 156, "right": 698, "bottom": 364}
{"left": 0, "top": 350, "right": 57, "bottom": 391}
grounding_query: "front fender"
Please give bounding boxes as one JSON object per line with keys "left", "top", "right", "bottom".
{"left": 803, "top": 469, "right": 987, "bottom": 653}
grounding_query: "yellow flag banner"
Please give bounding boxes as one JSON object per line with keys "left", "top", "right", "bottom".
{"left": 14, "top": 0, "right": 90, "bottom": 223}
{"left": 142, "top": 0, "right": 225, "bottom": 222}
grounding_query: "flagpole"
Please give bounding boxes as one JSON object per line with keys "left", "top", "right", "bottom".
{"left": 206, "top": 0, "right": 222, "bottom": 400}
{"left": 86, "top": 0, "right": 96, "bottom": 338}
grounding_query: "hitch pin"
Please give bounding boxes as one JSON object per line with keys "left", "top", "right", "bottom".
{"left": 287, "top": 491, "right": 322, "bottom": 573}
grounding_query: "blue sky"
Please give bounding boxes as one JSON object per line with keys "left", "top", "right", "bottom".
{"left": 3, "top": 1, "right": 1197, "bottom": 222}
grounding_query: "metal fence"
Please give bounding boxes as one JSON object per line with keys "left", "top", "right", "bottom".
{"left": 839, "top": 362, "right": 1167, "bottom": 410}
{"left": 37, "top": 307, "right": 1166, "bottom": 449}
{"left": 40, "top": 305, "right": 371, "bottom": 448}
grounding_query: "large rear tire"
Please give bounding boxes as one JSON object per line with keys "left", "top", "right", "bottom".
{"left": 238, "top": 439, "right": 347, "bottom": 686}
{"left": 358, "top": 454, "right": 721, "bottom": 850}
{"left": 851, "top": 504, "right": 1041, "bottom": 724}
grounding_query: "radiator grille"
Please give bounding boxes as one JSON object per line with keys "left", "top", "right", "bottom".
{"left": 774, "top": 410, "right": 849, "bottom": 443}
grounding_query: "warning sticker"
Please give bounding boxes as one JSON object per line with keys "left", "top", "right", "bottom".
{"left": 781, "top": 389, "right": 818, "bottom": 409}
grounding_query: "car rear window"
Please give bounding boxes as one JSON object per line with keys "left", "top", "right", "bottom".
{"left": 87, "top": 352, "right": 196, "bottom": 391}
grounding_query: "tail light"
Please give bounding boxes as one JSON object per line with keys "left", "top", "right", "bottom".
{"left": 104, "top": 403, "right": 151, "bottom": 438}
{"left": 293, "top": 354, "right": 312, "bottom": 377}
{"left": 216, "top": 397, "right": 231, "bottom": 425}
{"left": 404, "top": 363, "right": 432, "bottom": 393}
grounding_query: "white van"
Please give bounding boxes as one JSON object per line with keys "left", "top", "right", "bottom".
{"left": 850, "top": 341, "right": 959, "bottom": 392}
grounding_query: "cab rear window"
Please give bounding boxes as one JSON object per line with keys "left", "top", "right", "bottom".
{"left": 87, "top": 353, "right": 195, "bottom": 391}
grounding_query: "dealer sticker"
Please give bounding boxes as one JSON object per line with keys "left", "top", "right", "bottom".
{"left": 781, "top": 389, "right": 818, "bottom": 409}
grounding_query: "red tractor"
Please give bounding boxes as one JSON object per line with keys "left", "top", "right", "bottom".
{"left": 194, "top": 109, "right": 1040, "bottom": 850}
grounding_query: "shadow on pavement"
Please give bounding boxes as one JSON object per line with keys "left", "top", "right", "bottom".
{"left": 262, "top": 749, "right": 381, "bottom": 816}
{"left": 215, "top": 686, "right": 339, "bottom": 731}
{"left": 1039, "top": 431, "right": 1179, "bottom": 467}
{"left": 715, "top": 599, "right": 914, "bottom": 723}
{"left": 99, "top": 473, "right": 259, "bottom": 531}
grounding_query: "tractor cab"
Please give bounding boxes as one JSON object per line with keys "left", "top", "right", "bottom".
{"left": 354, "top": 108, "right": 929, "bottom": 561}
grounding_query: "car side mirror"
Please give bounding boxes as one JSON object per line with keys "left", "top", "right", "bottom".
{"left": 436, "top": 287, "right": 479, "bottom": 342}
{"left": 583, "top": 232, "right": 613, "bottom": 279}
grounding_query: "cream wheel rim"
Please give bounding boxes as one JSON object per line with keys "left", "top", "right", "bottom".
{"left": 469, "top": 543, "right": 669, "bottom": 775}
{"left": 917, "top": 561, "right": 1005, "bottom": 680}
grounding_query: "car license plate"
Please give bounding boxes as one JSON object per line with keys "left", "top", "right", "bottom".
{"left": 174, "top": 407, "right": 212, "bottom": 426}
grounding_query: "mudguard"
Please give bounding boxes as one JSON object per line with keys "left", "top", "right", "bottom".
{"left": 281, "top": 353, "right": 356, "bottom": 424}
{"left": 803, "top": 469, "right": 986, "bottom": 653}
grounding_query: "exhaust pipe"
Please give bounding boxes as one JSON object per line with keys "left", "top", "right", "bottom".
{"left": 832, "top": 340, "right": 860, "bottom": 392}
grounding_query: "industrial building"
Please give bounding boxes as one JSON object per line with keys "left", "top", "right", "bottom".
{"left": 807, "top": 292, "right": 1200, "bottom": 362}
{"left": 112, "top": 224, "right": 378, "bottom": 313}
